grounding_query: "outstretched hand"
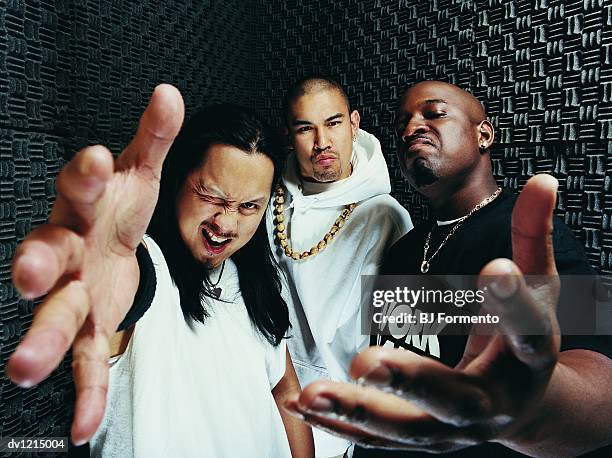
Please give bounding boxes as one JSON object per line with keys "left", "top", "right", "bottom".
{"left": 286, "top": 174, "right": 562, "bottom": 453}
{"left": 8, "top": 84, "right": 184, "bottom": 445}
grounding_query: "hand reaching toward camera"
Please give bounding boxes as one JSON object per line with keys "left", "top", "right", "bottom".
{"left": 8, "top": 84, "right": 184, "bottom": 445}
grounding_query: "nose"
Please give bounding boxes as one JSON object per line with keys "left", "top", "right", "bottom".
{"left": 314, "top": 128, "right": 331, "bottom": 151}
{"left": 210, "top": 210, "right": 238, "bottom": 237}
{"left": 401, "top": 117, "right": 429, "bottom": 143}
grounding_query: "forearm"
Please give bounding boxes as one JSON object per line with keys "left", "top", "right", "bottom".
{"left": 277, "top": 397, "right": 315, "bottom": 458}
{"left": 499, "top": 349, "right": 612, "bottom": 457}
{"left": 273, "top": 350, "right": 315, "bottom": 458}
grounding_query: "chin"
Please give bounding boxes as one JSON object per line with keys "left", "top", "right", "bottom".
{"left": 313, "top": 168, "right": 342, "bottom": 182}
{"left": 409, "top": 161, "right": 439, "bottom": 188}
{"left": 201, "top": 255, "right": 223, "bottom": 269}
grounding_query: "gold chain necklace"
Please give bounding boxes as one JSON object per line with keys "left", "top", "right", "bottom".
{"left": 273, "top": 184, "right": 356, "bottom": 260}
{"left": 421, "top": 187, "right": 502, "bottom": 273}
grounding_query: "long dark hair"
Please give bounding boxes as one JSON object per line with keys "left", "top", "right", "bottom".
{"left": 148, "top": 104, "right": 289, "bottom": 345}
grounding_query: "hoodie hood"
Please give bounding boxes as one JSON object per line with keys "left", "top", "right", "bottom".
{"left": 282, "top": 129, "right": 392, "bottom": 209}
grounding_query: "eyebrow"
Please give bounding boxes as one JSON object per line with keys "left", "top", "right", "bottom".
{"left": 292, "top": 113, "right": 344, "bottom": 126}
{"left": 196, "top": 183, "right": 267, "bottom": 205}
{"left": 196, "top": 183, "right": 227, "bottom": 199}
{"left": 245, "top": 196, "right": 268, "bottom": 205}
{"left": 422, "top": 99, "right": 447, "bottom": 105}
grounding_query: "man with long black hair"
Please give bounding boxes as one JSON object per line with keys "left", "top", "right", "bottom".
{"left": 8, "top": 85, "right": 314, "bottom": 457}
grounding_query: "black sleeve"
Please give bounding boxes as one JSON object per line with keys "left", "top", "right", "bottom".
{"left": 553, "top": 217, "right": 612, "bottom": 359}
{"left": 552, "top": 216, "right": 597, "bottom": 275}
{"left": 116, "top": 243, "right": 156, "bottom": 331}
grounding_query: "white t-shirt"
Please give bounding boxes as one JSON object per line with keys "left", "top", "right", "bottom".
{"left": 91, "top": 236, "right": 291, "bottom": 458}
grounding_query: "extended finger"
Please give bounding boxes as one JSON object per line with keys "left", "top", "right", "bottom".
{"left": 116, "top": 84, "right": 185, "bottom": 178}
{"left": 52, "top": 145, "right": 114, "bottom": 230}
{"left": 304, "top": 409, "right": 467, "bottom": 453}
{"left": 295, "top": 380, "right": 482, "bottom": 448}
{"left": 284, "top": 395, "right": 393, "bottom": 447}
{"left": 349, "top": 347, "right": 495, "bottom": 427}
{"left": 512, "top": 174, "right": 558, "bottom": 276}
{"left": 70, "top": 321, "right": 111, "bottom": 445}
{"left": 6, "top": 278, "right": 90, "bottom": 388}
{"left": 290, "top": 405, "right": 432, "bottom": 452}
{"left": 479, "top": 258, "right": 560, "bottom": 372}
{"left": 12, "top": 224, "right": 84, "bottom": 299}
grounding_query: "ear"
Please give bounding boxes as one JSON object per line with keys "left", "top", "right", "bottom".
{"left": 350, "top": 110, "right": 361, "bottom": 138}
{"left": 478, "top": 119, "right": 495, "bottom": 152}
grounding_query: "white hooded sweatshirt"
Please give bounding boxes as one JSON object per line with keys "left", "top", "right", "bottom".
{"left": 266, "top": 129, "right": 413, "bottom": 457}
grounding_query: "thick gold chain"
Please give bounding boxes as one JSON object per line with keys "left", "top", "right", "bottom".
{"left": 273, "top": 184, "right": 356, "bottom": 261}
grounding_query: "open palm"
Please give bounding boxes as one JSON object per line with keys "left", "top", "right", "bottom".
{"left": 9, "top": 84, "right": 184, "bottom": 444}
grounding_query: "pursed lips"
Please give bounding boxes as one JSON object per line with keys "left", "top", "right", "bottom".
{"left": 406, "top": 135, "right": 435, "bottom": 149}
{"left": 400, "top": 136, "right": 435, "bottom": 168}
{"left": 402, "top": 135, "right": 435, "bottom": 155}
{"left": 313, "top": 154, "right": 337, "bottom": 165}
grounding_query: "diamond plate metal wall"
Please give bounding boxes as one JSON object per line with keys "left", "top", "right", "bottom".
{"left": 260, "top": 0, "right": 611, "bottom": 274}
{"left": 1, "top": 0, "right": 259, "bottom": 448}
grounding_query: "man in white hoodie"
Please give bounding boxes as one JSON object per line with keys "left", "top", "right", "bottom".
{"left": 266, "top": 77, "right": 413, "bottom": 457}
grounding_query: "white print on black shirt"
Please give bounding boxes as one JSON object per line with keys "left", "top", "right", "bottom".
{"left": 377, "top": 302, "right": 444, "bottom": 358}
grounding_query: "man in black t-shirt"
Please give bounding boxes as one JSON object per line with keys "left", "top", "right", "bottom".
{"left": 380, "top": 189, "right": 602, "bottom": 367}
{"left": 286, "top": 81, "right": 612, "bottom": 457}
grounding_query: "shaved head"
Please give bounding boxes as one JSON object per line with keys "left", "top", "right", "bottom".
{"left": 401, "top": 81, "right": 487, "bottom": 125}
{"left": 394, "top": 80, "right": 497, "bottom": 209}
{"left": 283, "top": 76, "right": 350, "bottom": 123}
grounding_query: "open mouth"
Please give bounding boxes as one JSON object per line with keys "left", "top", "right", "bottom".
{"left": 202, "top": 228, "right": 231, "bottom": 253}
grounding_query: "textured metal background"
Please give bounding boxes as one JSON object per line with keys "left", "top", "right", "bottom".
{"left": 1, "top": 0, "right": 611, "bottom": 447}
{"left": 261, "top": 0, "right": 612, "bottom": 273}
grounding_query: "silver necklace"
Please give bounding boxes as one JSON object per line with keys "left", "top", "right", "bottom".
{"left": 420, "top": 188, "right": 502, "bottom": 274}
{"left": 209, "top": 261, "right": 226, "bottom": 299}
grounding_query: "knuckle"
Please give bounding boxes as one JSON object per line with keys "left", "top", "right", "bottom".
{"left": 511, "top": 334, "right": 554, "bottom": 356}
{"left": 451, "top": 392, "right": 492, "bottom": 424}
{"left": 345, "top": 402, "right": 370, "bottom": 425}
{"left": 405, "top": 364, "right": 429, "bottom": 394}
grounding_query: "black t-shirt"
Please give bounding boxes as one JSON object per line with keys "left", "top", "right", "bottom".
{"left": 356, "top": 190, "right": 611, "bottom": 458}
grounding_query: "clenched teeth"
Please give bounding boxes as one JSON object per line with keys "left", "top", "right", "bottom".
{"left": 203, "top": 228, "right": 230, "bottom": 244}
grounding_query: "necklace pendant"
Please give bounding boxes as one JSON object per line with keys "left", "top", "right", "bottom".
{"left": 420, "top": 261, "right": 430, "bottom": 274}
{"left": 212, "top": 287, "right": 222, "bottom": 299}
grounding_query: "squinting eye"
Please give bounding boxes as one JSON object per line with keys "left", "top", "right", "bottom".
{"left": 426, "top": 112, "right": 446, "bottom": 119}
{"left": 297, "top": 126, "right": 312, "bottom": 133}
{"left": 328, "top": 121, "right": 341, "bottom": 127}
{"left": 240, "top": 202, "right": 258, "bottom": 210}
{"left": 197, "top": 193, "right": 221, "bottom": 204}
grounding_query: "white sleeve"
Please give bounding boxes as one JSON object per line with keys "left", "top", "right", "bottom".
{"left": 265, "top": 338, "right": 287, "bottom": 389}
